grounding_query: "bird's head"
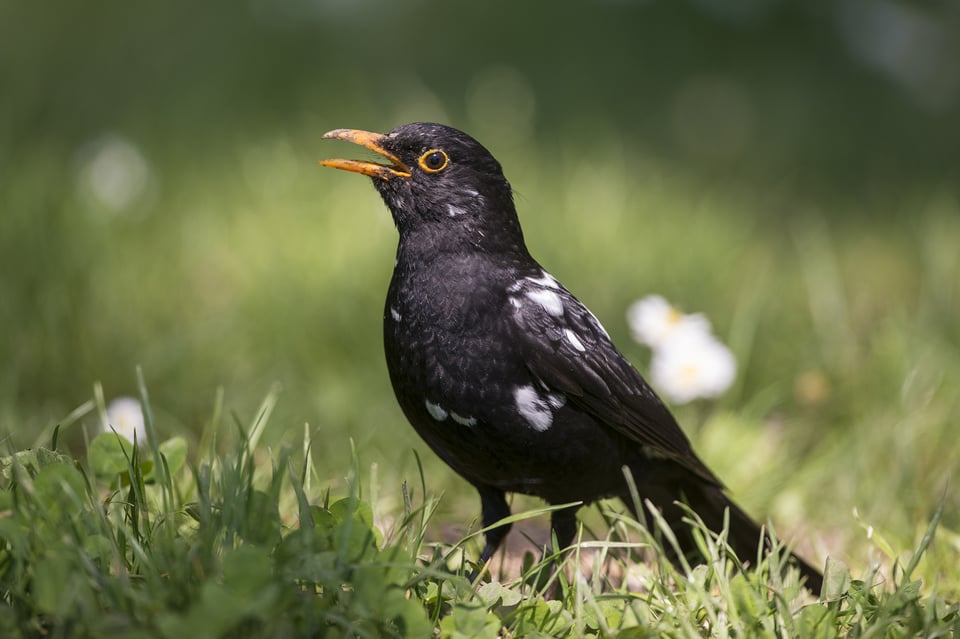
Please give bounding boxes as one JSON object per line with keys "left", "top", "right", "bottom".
{"left": 319, "top": 122, "right": 526, "bottom": 254}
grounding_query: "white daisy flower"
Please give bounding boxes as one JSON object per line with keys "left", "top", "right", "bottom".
{"left": 626, "top": 295, "right": 712, "bottom": 348}
{"left": 76, "top": 134, "right": 152, "bottom": 215}
{"left": 628, "top": 295, "right": 737, "bottom": 403}
{"left": 104, "top": 397, "right": 147, "bottom": 445}
{"left": 649, "top": 330, "right": 737, "bottom": 404}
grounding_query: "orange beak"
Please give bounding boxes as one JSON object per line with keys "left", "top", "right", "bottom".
{"left": 318, "top": 129, "right": 412, "bottom": 180}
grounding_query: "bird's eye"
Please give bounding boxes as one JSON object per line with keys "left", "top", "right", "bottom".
{"left": 418, "top": 149, "right": 449, "bottom": 173}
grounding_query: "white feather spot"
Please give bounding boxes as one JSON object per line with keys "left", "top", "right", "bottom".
{"left": 525, "top": 288, "right": 564, "bottom": 317}
{"left": 526, "top": 271, "right": 560, "bottom": 289}
{"left": 390, "top": 306, "right": 402, "bottom": 322}
{"left": 508, "top": 296, "right": 522, "bottom": 309}
{"left": 451, "top": 412, "right": 477, "bottom": 427}
{"left": 424, "top": 399, "right": 448, "bottom": 422}
{"left": 546, "top": 393, "right": 567, "bottom": 409}
{"left": 564, "top": 328, "right": 586, "bottom": 352}
{"left": 513, "top": 385, "right": 553, "bottom": 431}
{"left": 446, "top": 203, "right": 467, "bottom": 217}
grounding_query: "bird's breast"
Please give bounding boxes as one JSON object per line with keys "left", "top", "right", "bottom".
{"left": 384, "top": 264, "right": 516, "bottom": 408}
{"left": 380, "top": 258, "right": 629, "bottom": 499}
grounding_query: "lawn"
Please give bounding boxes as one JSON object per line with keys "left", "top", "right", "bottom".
{"left": 2, "top": 1, "right": 959, "bottom": 636}
{"left": 3, "top": 143, "right": 958, "bottom": 635}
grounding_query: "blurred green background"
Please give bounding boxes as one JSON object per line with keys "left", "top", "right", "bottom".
{"left": 2, "top": 1, "right": 959, "bottom": 577}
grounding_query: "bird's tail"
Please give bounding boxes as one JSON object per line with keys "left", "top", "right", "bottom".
{"left": 624, "top": 477, "right": 824, "bottom": 595}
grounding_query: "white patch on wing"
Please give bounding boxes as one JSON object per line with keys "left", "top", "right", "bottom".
{"left": 424, "top": 399, "right": 448, "bottom": 422}
{"left": 390, "top": 306, "right": 402, "bottom": 322}
{"left": 525, "top": 271, "right": 560, "bottom": 289}
{"left": 446, "top": 203, "right": 467, "bottom": 217}
{"left": 450, "top": 412, "right": 477, "bottom": 427}
{"left": 513, "top": 385, "right": 554, "bottom": 431}
{"left": 564, "top": 328, "right": 586, "bottom": 352}
{"left": 525, "top": 288, "right": 564, "bottom": 317}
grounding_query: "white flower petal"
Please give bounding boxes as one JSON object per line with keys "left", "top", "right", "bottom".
{"left": 627, "top": 295, "right": 713, "bottom": 347}
{"left": 104, "top": 397, "right": 147, "bottom": 445}
{"left": 650, "top": 332, "right": 736, "bottom": 404}
{"left": 78, "top": 134, "right": 151, "bottom": 213}
{"left": 626, "top": 295, "right": 672, "bottom": 346}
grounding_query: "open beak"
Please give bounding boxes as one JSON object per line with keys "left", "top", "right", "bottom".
{"left": 318, "top": 129, "right": 412, "bottom": 180}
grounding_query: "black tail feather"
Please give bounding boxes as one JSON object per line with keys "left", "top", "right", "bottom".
{"left": 624, "top": 478, "right": 823, "bottom": 595}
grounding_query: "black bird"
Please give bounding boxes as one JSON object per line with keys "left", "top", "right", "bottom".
{"left": 319, "top": 122, "right": 823, "bottom": 592}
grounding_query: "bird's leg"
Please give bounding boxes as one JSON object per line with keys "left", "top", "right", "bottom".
{"left": 527, "top": 505, "right": 579, "bottom": 597}
{"left": 476, "top": 485, "right": 512, "bottom": 566}
{"left": 548, "top": 506, "right": 579, "bottom": 555}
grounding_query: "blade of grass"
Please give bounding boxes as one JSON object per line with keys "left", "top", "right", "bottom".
{"left": 902, "top": 486, "right": 947, "bottom": 583}
{"left": 247, "top": 382, "right": 281, "bottom": 455}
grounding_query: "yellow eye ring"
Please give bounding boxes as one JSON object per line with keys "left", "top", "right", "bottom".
{"left": 417, "top": 149, "right": 449, "bottom": 173}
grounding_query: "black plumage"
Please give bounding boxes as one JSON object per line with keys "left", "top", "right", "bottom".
{"left": 319, "top": 122, "right": 823, "bottom": 592}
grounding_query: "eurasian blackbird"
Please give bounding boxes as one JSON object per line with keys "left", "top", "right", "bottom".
{"left": 319, "top": 122, "right": 823, "bottom": 592}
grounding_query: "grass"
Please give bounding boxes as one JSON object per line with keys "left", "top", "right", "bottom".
{"left": 3, "top": 3, "right": 959, "bottom": 634}
{"left": 1, "top": 382, "right": 957, "bottom": 638}
{"left": 2, "top": 127, "right": 959, "bottom": 636}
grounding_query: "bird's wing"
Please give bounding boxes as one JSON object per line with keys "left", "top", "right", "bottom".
{"left": 506, "top": 275, "right": 721, "bottom": 485}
